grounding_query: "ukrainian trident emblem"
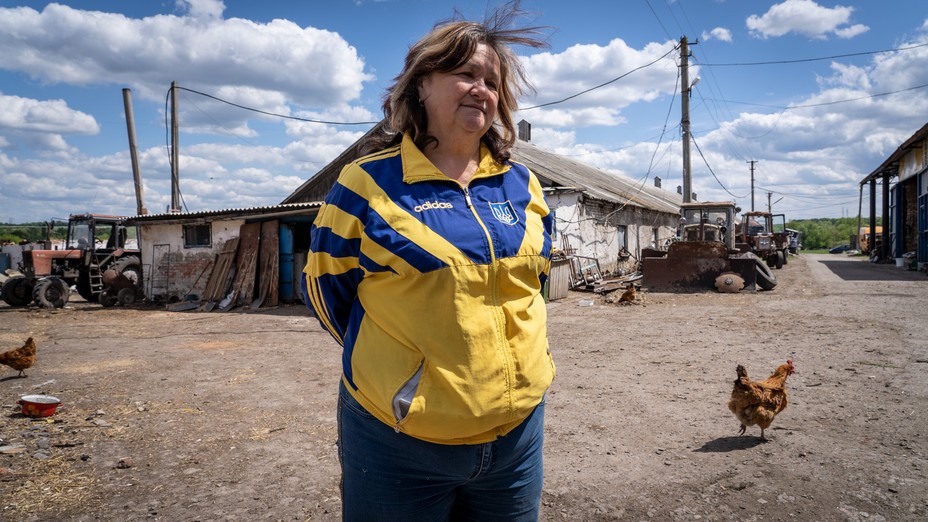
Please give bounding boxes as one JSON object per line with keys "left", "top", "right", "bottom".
{"left": 488, "top": 201, "right": 518, "bottom": 226}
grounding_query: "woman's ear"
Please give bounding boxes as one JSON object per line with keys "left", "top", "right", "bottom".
{"left": 417, "top": 76, "right": 429, "bottom": 104}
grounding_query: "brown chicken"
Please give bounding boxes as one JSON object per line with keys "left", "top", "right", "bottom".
{"left": 727, "top": 359, "right": 794, "bottom": 440}
{"left": 618, "top": 283, "right": 637, "bottom": 304}
{"left": 0, "top": 337, "right": 36, "bottom": 378}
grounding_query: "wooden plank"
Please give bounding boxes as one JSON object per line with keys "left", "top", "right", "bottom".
{"left": 202, "top": 237, "right": 239, "bottom": 306}
{"left": 292, "top": 252, "right": 306, "bottom": 305}
{"left": 232, "top": 223, "right": 261, "bottom": 308}
{"left": 255, "top": 220, "right": 280, "bottom": 308}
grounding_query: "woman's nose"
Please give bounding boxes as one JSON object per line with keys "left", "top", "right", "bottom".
{"left": 470, "top": 78, "right": 488, "bottom": 97}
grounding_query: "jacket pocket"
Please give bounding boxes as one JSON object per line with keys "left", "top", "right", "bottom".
{"left": 392, "top": 362, "right": 424, "bottom": 423}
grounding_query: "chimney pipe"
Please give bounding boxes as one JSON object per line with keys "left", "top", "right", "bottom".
{"left": 518, "top": 120, "right": 531, "bottom": 142}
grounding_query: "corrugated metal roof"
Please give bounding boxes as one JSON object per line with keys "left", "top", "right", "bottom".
{"left": 512, "top": 140, "right": 682, "bottom": 214}
{"left": 125, "top": 202, "right": 321, "bottom": 223}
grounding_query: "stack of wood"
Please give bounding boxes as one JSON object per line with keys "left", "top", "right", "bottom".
{"left": 198, "top": 221, "right": 281, "bottom": 312}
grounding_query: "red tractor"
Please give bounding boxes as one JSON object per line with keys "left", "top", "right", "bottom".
{"left": 735, "top": 211, "right": 790, "bottom": 270}
{"left": 1, "top": 214, "right": 142, "bottom": 308}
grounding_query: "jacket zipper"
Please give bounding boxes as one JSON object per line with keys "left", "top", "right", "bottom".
{"left": 462, "top": 186, "right": 516, "bottom": 416}
{"left": 390, "top": 182, "right": 518, "bottom": 434}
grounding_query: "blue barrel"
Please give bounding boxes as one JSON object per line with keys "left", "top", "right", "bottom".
{"left": 278, "top": 224, "right": 294, "bottom": 302}
{"left": 0, "top": 252, "right": 10, "bottom": 273}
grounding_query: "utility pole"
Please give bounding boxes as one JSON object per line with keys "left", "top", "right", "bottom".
{"left": 747, "top": 160, "right": 757, "bottom": 211}
{"left": 122, "top": 88, "right": 148, "bottom": 216}
{"left": 680, "top": 36, "right": 692, "bottom": 203}
{"left": 767, "top": 191, "right": 772, "bottom": 214}
{"left": 170, "top": 81, "right": 181, "bottom": 213}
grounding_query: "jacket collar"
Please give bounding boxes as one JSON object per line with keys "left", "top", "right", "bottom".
{"left": 401, "top": 133, "right": 511, "bottom": 185}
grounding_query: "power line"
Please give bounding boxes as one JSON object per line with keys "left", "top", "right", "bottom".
{"left": 176, "top": 86, "right": 380, "bottom": 126}
{"left": 644, "top": 64, "right": 680, "bottom": 179}
{"left": 555, "top": 130, "right": 673, "bottom": 156}
{"left": 756, "top": 186, "right": 860, "bottom": 200}
{"left": 700, "top": 82, "right": 928, "bottom": 110}
{"left": 643, "top": 0, "right": 672, "bottom": 41}
{"left": 690, "top": 134, "right": 749, "bottom": 200}
{"left": 520, "top": 46, "right": 677, "bottom": 110}
{"left": 700, "top": 42, "right": 928, "bottom": 67}
{"left": 168, "top": 40, "right": 924, "bottom": 132}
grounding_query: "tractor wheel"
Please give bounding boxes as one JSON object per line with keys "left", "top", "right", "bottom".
{"left": 754, "top": 255, "right": 778, "bottom": 291}
{"left": 33, "top": 277, "right": 69, "bottom": 309}
{"left": 109, "top": 256, "right": 141, "bottom": 285}
{"left": 77, "top": 272, "right": 98, "bottom": 302}
{"left": 117, "top": 287, "right": 137, "bottom": 306}
{"left": 99, "top": 289, "right": 118, "bottom": 308}
{"left": 775, "top": 251, "right": 784, "bottom": 269}
{"left": 782, "top": 249, "right": 789, "bottom": 265}
{"left": 1, "top": 277, "right": 35, "bottom": 307}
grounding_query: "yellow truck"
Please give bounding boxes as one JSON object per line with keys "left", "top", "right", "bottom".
{"left": 858, "top": 226, "right": 882, "bottom": 254}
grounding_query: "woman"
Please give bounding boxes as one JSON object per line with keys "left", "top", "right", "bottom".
{"left": 303, "top": 4, "right": 554, "bottom": 520}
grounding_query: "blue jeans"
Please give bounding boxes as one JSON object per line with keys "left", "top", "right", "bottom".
{"left": 337, "top": 382, "right": 545, "bottom": 521}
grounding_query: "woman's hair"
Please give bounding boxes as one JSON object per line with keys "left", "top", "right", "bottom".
{"left": 364, "top": 1, "right": 547, "bottom": 162}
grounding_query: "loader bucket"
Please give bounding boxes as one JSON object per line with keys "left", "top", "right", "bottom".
{"left": 642, "top": 241, "right": 757, "bottom": 292}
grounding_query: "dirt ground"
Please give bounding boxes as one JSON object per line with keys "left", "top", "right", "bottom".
{"left": 1, "top": 253, "right": 927, "bottom": 521}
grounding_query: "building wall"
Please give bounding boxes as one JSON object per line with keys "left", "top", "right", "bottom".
{"left": 898, "top": 139, "right": 926, "bottom": 256}
{"left": 138, "top": 220, "right": 245, "bottom": 301}
{"left": 547, "top": 191, "right": 677, "bottom": 275}
{"left": 903, "top": 179, "right": 918, "bottom": 253}
{"left": 899, "top": 141, "right": 926, "bottom": 181}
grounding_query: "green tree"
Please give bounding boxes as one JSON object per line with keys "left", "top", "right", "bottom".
{"left": 787, "top": 217, "right": 881, "bottom": 250}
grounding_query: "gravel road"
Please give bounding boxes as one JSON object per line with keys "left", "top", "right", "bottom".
{"left": 1, "top": 253, "right": 926, "bottom": 521}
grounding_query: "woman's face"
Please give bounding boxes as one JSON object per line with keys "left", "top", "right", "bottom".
{"left": 418, "top": 42, "right": 501, "bottom": 140}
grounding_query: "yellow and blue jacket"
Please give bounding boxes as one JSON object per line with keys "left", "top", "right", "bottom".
{"left": 303, "top": 133, "right": 555, "bottom": 445}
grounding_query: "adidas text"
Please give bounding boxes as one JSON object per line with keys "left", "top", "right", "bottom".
{"left": 414, "top": 201, "right": 454, "bottom": 212}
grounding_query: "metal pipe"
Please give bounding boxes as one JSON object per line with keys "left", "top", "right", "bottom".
{"left": 122, "top": 88, "right": 148, "bottom": 216}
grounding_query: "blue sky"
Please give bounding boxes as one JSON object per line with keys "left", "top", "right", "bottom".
{"left": 1, "top": 0, "right": 926, "bottom": 222}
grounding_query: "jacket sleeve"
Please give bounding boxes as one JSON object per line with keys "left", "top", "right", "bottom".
{"left": 529, "top": 168, "right": 554, "bottom": 287}
{"left": 302, "top": 167, "right": 367, "bottom": 345}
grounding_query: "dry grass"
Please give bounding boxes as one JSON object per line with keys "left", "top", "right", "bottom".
{"left": 3, "top": 455, "right": 104, "bottom": 517}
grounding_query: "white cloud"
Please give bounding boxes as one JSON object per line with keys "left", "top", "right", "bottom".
{"left": 542, "top": 30, "right": 928, "bottom": 214}
{"left": 834, "top": 24, "right": 869, "bottom": 39}
{"left": 0, "top": 93, "right": 99, "bottom": 135}
{"left": 0, "top": 152, "right": 145, "bottom": 221}
{"left": 817, "top": 62, "right": 872, "bottom": 91}
{"left": 176, "top": 0, "right": 225, "bottom": 21}
{"left": 869, "top": 34, "right": 928, "bottom": 92}
{"left": 746, "top": 0, "right": 869, "bottom": 40}
{"left": 0, "top": 4, "right": 373, "bottom": 107}
{"left": 516, "top": 106, "right": 626, "bottom": 128}
{"left": 520, "top": 39, "right": 678, "bottom": 128}
{"left": 530, "top": 128, "right": 576, "bottom": 150}
{"left": 701, "top": 27, "right": 733, "bottom": 43}
{"left": 285, "top": 106, "right": 380, "bottom": 137}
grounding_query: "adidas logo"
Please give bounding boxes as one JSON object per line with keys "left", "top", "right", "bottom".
{"left": 414, "top": 201, "right": 453, "bottom": 212}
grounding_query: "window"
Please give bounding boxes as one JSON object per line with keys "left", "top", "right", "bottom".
{"left": 183, "top": 223, "right": 211, "bottom": 248}
{"left": 617, "top": 225, "right": 627, "bottom": 249}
